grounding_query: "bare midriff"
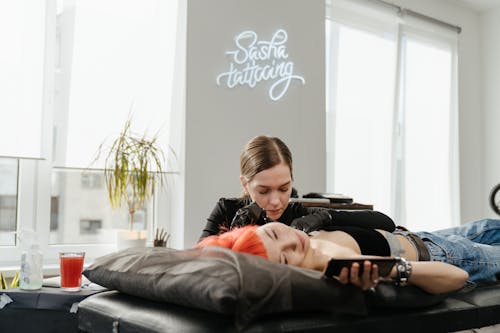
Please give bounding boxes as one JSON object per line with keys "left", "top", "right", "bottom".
{"left": 310, "top": 230, "right": 362, "bottom": 255}
{"left": 309, "top": 229, "right": 418, "bottom": 261}
{"left": 376, "top": 230, "right": 418, "bottom": 261}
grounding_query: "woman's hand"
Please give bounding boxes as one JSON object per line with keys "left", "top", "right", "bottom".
{"left": 337, "top": 260, "right": 380, "bottom": 291}
{"left": 230, "top": 202, "right": 266, "bottom": 228}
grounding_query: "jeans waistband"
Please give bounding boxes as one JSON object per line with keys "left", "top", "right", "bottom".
{"left": 395, "top": 227, "right": 430, "bottom": 261}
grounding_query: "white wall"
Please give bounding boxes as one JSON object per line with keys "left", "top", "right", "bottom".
{"left": 182, "top": 0, "right": 325, "bottom": 247}
{"left": 481, "top": 7, "right": 500, "bottom": 218}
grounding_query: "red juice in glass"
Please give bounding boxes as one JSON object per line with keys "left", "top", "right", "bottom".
{"left": 59, "top": 252, "right": 85, "bottom": 291}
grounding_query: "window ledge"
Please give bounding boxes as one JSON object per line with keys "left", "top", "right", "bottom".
{"left": 0, "top": 263, "right": 90, "bottom": 278}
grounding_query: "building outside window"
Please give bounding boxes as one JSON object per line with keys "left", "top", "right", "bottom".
{"left": 0, "top": 159, "right": 18, "bottom": 246}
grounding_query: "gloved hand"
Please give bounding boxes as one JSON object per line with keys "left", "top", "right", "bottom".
{"left": 290, "top": 210, "right": 332, "bottom": 233}
{"left": 230, "top": 202, "right": 266, "bottom": 229}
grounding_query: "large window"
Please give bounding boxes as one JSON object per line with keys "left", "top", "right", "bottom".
{"left": 50, "top": 0, "right": 178, "bottom": 246}
{"left": 326, "top": 21, "right": 396, "bottom": 217}
{"left": 398, "top": 32, "right": 458, "bottom": 231}
{"left": 0, "top": 0, "right": 179, "bottom": 271}
{"left": 326, "top": 2, "right": 459, "bottom": 231}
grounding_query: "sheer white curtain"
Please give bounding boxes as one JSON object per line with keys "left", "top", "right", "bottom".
{"left": 396, "top": 22, "right": 460, "bottom": 230}
{"left": 326, "top": 0, "right": 459, "bottom": 230}
{"left": 55, "top": 0, "right": 178, "bottom": 169}
{"left": 0, "top": 1, "right": 46, "bottom": 159}
{"left": 326, "top": 18, "right": 397, "bottom": 216}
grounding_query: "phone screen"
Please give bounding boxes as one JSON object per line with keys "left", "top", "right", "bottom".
{"left": 324, "top": 258, "right": 397, "bottom": 278}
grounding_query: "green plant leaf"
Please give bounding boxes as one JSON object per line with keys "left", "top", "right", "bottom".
{"left": 91, "top": 116, "right": 172, "bottom": 230}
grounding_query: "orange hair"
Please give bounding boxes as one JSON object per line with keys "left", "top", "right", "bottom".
{"left": 196, "top": 225, "right": 268, "bottom": 258}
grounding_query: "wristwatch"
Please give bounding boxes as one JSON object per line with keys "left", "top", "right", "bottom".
{"left": 393, "top": 257, "right": 412, "bottom": 287}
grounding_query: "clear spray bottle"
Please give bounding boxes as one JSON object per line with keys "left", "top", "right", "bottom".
{"left": 19, "top": 229, "right": 43, "bottom": 290}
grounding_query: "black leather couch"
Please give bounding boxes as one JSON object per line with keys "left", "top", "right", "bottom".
{"left": 78, "top": 282, "right": 500, "bottom": 333}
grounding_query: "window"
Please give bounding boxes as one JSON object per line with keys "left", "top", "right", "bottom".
{"left": 0, "top": 0, "right": 180, "bottom": 271}
{"left": 80, "top": 219, "right": 103, "bottom": 235}
{"left": 326, "top": 21, "right": 396, "bottom": 217}
{"left": 0, "top": 158, "right": 18, "bottom": 246}
{"left": 49, "top": 168, "right": 153, "bottom": 245}
{"left": 49, "top": 0, "right": 178, "bottom": 249}
{"left": 326, "top": 2, "right": 459, "bottom": 231}
{"left": 398, "top": 31, "right": 458, "bottom": 231}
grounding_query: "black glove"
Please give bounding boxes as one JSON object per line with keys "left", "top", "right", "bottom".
{"left": 230, "top": 202, "right": 266, "bottom": 229}
{"left": 290, "top": 210, "right": 332, "bottom": 233}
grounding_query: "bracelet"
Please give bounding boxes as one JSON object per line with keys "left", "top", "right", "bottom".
{"left": 393, "top": 257, "right": 412, "bottom": 287}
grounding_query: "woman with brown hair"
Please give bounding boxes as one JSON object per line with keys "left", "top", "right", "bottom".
{"left": 199, "top": 135, "right": 394, "bottom": 240}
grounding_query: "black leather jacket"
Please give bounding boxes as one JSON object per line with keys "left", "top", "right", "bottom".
{"left": 199, "top": 197, "right": 395, "bottom": 241}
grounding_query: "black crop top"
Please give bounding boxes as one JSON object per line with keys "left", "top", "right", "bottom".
{"left": 322, "top": 225, "right": 391, "bottom": 256}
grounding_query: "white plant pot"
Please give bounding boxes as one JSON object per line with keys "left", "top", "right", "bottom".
{"left": 117, "top": 230, "right": 147, "bottom": 250}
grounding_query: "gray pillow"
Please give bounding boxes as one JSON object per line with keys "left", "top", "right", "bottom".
{"left": 83, "top": 246, "right": 368, "bottom": 324}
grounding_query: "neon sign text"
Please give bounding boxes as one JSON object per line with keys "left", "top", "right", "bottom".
{"left": 216, "top": 29, "right": 305, "bottom": 101}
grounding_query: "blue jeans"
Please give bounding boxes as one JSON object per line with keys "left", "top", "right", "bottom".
{"left": 415, "top": 219, "right": 500, "bottom": 283}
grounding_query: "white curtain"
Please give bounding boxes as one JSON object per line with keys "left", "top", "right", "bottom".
{"left": 0, "top": 1, "right": 46, "bottom": 159}
{"left": 54, "top": 0, "right": 179, "bottom": 169}
{"left": 326, "top": 0, "right": 460, "bottom": 230}
{"left": 396, "top": 21, "right": 460, "bottom": 230}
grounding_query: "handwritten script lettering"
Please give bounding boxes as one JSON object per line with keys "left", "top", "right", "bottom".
{"left": 216, "top": 29, "right": 305, "bottom": 101}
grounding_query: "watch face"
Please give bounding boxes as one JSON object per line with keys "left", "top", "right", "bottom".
{"left": 490, "top": 184, "right": 500, "bottom": 216}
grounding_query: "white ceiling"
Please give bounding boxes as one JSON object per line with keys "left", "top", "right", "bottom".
{"left": 452, "top": 0, "right": 500, "bottom": 12}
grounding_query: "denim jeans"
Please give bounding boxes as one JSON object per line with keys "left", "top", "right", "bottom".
{"left": 415, "top": 219, "right": 500, "bottom": 283}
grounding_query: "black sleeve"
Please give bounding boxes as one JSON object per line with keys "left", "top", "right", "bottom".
{"left": 198, "top": 198, "right": 239, "bottom": 242}
{"left": 321, "top": 209, "right": 396, "bottom": 231}
{"left": 290, "top": 205, "right": 395, "bottom": 233}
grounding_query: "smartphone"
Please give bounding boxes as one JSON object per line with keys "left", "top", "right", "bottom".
{"left": 324, "top": 258, "right": 397, "bottom": 278}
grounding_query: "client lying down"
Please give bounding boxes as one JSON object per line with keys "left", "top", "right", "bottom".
{"left": 197, "top": 219, "right": 500, "bottom": 294}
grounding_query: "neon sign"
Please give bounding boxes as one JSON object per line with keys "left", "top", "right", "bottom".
{"left": 216, "top": 29, "right": 305, "bottom": 101}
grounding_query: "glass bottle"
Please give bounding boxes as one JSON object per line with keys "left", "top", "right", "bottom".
{"left": 19, "top": 231, "right": 43, "bottom": 290}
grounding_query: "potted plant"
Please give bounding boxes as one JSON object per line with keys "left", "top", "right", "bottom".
{"left": 94, "top": 117, "right": 170, "bottom": 249}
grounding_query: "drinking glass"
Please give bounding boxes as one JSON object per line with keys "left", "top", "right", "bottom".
{"left": 59, "top": 252, "right": 85, "bottom": 291}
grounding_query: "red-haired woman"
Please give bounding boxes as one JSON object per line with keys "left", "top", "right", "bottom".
{"left": 197, "top": 220, "right": 500, "bottom": 295}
